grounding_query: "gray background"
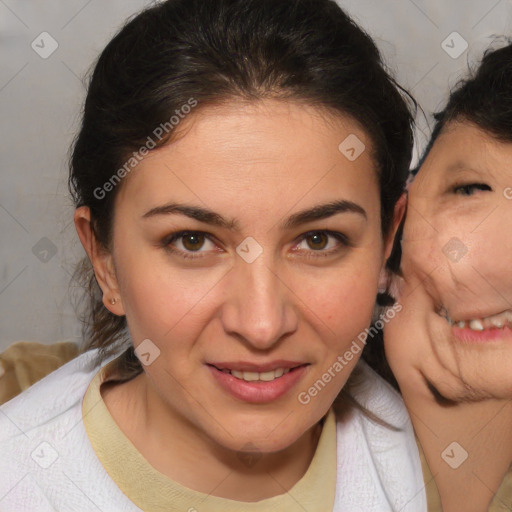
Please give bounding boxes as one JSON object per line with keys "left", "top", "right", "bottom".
{"left": 1, "top": 0, "right": 511, "bottom": 351}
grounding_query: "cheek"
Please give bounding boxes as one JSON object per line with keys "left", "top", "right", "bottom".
{"left": 114, "top": 248, "right": 228, "bottom": 342}
{"left": 295, "top": 257, "right": 382, "bottom": 350}
{"left": 402, "top": 212, "right": 478, "bottom": 299}
{"left": 468, "top": 217, "right": 512, "bottom": 280}
{"left": 418, "top": 215, "right": 512, "bottom": 303}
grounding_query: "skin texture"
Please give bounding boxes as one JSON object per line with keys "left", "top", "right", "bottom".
{"left": 75, "top": 99, "right": 402, "bottom": 501}
{"left": 385, "top": 121, "right": 512, "bottom": 511}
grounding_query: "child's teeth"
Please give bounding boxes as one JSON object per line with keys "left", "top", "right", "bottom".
{"left": 469, "top": 319, "right": 484, "bottom": 331}
{"left": 482, "top": 310, "right": 511, "bottom": 329}
{"left": 452, "top": 310, "right": 512, "bottom": 330}
{"left": 490, "top": 317, "right": 505, "bottom": 328}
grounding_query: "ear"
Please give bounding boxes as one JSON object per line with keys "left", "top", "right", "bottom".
{"left": 383, "top": 192, "right": 407, "bottom": 260}
{"left": 74, "top": 206, "right": 125, "bottom": 316}
{"left": 378, "top": 192, "right": 407, "bottom": 295}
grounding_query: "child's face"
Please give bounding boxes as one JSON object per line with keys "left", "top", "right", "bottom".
{"left": 386, "top": 121, "right": 512, "bottom": 402}
{"left": 106, "top": 99, "right": 389, "bottom": 453}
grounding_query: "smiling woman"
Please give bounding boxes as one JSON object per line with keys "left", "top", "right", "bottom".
{"left": 0, "top": 0, "right": 426, "bottom": 510}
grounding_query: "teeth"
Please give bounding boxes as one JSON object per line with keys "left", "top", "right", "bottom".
{"left": 259, "top": 371, "right": 277, "bottom": 382}
{"left": 449, "top": 309, "right": 512, "bottom": 331}
{"left": 490, "top": 317, "right": 504, "bottom": 328}
{"left": 229, "top": 368, "right": 291, "bottom": 382}
{"left": 469, "top": 319, "right": 484, "bottom": 331}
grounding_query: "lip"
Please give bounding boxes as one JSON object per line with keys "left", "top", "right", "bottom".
{"left": 451, "top": 324, "right": 512, "bottom": 344}
{"left": 435, "top": 308, "right": 512, "bottom": 343}
{"left": 436, "top": 306, "right": 512, "bottom": 343}
{"left": 207, "top": 363, "right": 309, "bottom": 403}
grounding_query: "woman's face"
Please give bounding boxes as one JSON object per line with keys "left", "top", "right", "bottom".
{"left": 104, "top": 99, "right": 392, "bottom": 453}
{"left": 386, "top": 121, "right": 512, "bottom": 402}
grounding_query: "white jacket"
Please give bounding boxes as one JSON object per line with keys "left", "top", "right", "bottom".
{"left": 0, "top": 349, "right": 427, "bottom": 511}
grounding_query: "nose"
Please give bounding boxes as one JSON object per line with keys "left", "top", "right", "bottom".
{"left": 220, "top": 257, "right": 298, "bottom": 350}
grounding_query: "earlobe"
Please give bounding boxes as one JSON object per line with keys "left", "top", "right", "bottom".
{"left": 74, "top": 207, "right": 125, "bottom": 316}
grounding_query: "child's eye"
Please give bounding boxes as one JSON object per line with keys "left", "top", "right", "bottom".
{"left": 452, "top": 183, "right": 492, "bottom": 196}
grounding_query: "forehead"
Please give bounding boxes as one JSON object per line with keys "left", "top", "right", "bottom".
{"left": 412, "top": 121, "right": 512, "bottom": 191}
{"left": 153, "top": 99, "right": 373, "bottom": 167}
{"left": 115, "top": 99, "right": 380, "bottom": 216}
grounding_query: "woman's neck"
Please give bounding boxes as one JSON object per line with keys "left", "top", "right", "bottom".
{"left": 101, "top": 372, "right": 324, "bottom": 501}
{"left": 401, "top": 381, "right": 512, "bottom": 512}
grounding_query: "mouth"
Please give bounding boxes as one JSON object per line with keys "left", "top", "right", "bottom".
{"left": 206, "top": 362, "right": 310, "bottom": 403}
{"left": 208, "top": 363, "right": 309, "bottom": 382}
{"left": 439, "top": 307, "right": 512, "bottom": 331}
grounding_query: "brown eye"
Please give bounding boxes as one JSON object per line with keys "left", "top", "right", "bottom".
{"left": 163, "top": 230, "right": 219, "bottom": 260}
{"left": 182, "top": 233, "right": 205, "bottom": 251}
{"left": 293, "top": 230, "right": 350, "bottom": 259}
{"left": 305, "top": 232, "right": 329, "bottom": 250}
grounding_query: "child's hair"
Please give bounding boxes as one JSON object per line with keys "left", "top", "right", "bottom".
{"left": 420, "top": 41, "right": 512, "bottom": 171}
{"left": 69, "top": 0, "right": 415, "bottom": 381}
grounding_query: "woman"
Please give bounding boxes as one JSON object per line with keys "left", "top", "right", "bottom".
{"left": 384, "top": 43, "right": 512, "bottom": 511}
{"left": 0, "top": 0, "right": 426, "bottom": 510}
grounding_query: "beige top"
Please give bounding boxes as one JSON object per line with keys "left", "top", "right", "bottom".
{"left": 82, "top": 357, "right": 337, "bottom": 511}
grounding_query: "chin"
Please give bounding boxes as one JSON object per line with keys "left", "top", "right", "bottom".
{"left": 218, "top": 427, "right": 308, "bottom": 457}
{"left": 202, "top": 409, "right": 314, "bottom": 454}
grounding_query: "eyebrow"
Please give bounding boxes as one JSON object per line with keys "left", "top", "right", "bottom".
{"left": 141, "top": 199, "right": 367, "bottom": 230}
{"left": 282, "top": 200, "right": 366, "bottom": 229}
